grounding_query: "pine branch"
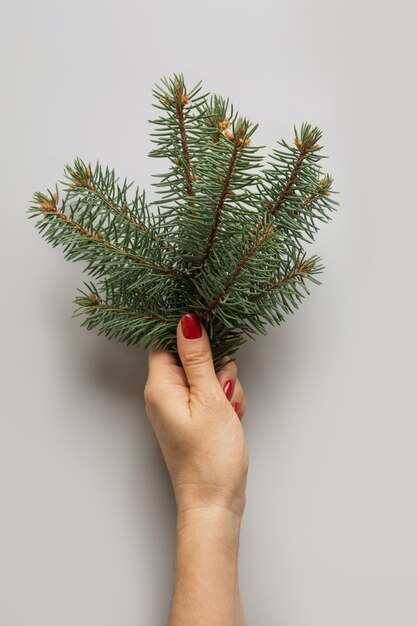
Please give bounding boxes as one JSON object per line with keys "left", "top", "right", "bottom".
{"left": 198, "top": 139, "right": 240, "bottom": 267}
{"left": 66, "top": 159, "right": 148, "bottom": 230}
{"left": 63, "top": 159, "right": 174, "bottom": 251}
{"left": 206, "top": 225, "right": 274, "bottom": 313}
{"left": 30, "top": 192, "right": 184, "bottom": 280}
{"left": 29, "top": 74, "right": 339, "bottom": 367}
{"left": 74, "top": 287, "right": 176, "bottom": 349}
{"left": 149, "top": 74, "right": 208, "bottom": 210}
{"left": 258, "top": 123, "right": 338, "bottom": 245}
{"left": 172, "top": 98, "right": 262, "bottom": 269}
{"left": 197, "top": 115, "right": 256, "bottom": 269}
{"left": 267, "top": 129, "right": 317, "bottom": 216}
{"left": 174, "top": 93, "right": 195, "bottom": 197}
{"left": 250, "top": 256, "right": 320, "bottom": 302}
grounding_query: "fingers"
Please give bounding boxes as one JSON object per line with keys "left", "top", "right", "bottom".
{"left": 231, "top": 380, "right": 246, "bottom": 420}
{"left": 148, "top": 349, "right": 178, "bottom": 375}
{"left": 176, "top": 313, "right": 218, "bottom": 394}
{"left": 216, "top": 360, "right": 247, "bottom": 420}
{"left": 145, "top": 349, "right": 180, "bottom": 405}
{"left": 216, "top": 360, "right": 238, "bottom": 400}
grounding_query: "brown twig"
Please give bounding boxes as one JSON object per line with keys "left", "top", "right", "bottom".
{"left": 175, "top": 100, "right": 194, "bottom": 197}
{"left": 70, "top": 175, "right": 174, "bottom": 250}
{"left": 81, "top": 300, "right": 169, "bottom": 324}
{"left": 250, "top": 260, "right": 315, "bottom": 302}
{"left": 206, "top": 226, "right": 273, "bottom": 313}
{"left": 40, "top": 202, "right": 182, "bottom": 278}
{"left": 268, "top": 146, "right": 309, "bottom": 216}
{"left": 198, "top": 139, "right": 241, "bottom": 268}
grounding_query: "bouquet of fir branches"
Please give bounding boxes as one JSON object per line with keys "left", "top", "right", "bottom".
{"left": 29, "top": 74, "right": 338, "bottom": 369}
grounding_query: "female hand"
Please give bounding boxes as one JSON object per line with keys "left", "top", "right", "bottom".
{"left": 144, "top": 312, "right": 249, "bottom": 520}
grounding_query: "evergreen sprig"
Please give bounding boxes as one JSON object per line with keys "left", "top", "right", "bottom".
{"left": 29, "top": 73, "right": 338, "bottom": 369}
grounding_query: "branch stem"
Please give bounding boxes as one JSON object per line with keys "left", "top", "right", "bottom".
{"left": 250, "top": 261, "right": 314, "bottom": 302}
{"left": 198, "top": 139, "right": 240, "bottom": 268}
{"left": 44, "top": 206, "right": 182, "bottom": 278}
{"left": 81, "top": 301, "right": 168, "bottom": 324}
{"left": 175, "top": 101, "right": 194, "bottom": 197}
{"left": 206, "top": 226, "right": 273, "bottom": 313}
{"left": 268, "top": 147, "right": 309, "bottom": 216}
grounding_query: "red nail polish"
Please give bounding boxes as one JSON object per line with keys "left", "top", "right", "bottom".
{"left": 223, "top": 379, "right": 234, "bottom": 400}
{"left": 232, "top": 402, "right": 240, "bottom": 417}
{"left": 180, "top": 313, "right": 202, "bottom": 339}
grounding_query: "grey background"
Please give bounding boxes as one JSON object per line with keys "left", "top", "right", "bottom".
{"left": 1, "top": 1, "right": 416, "bottom": 624}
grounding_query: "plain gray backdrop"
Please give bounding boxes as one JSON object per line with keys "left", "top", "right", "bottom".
{"left": 1, "top": 1, "right": 416, "bottom": 624}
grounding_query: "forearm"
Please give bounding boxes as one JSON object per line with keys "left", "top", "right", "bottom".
{"left": 169, "top": 507, "right": 245, "bottom": 626}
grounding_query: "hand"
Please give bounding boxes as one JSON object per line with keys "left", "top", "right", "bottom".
{"left": 144, "top": 313, "right": 249, "bottom": 520}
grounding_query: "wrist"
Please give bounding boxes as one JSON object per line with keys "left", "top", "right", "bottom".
{"left": 177, "top": 504, "right": 242, "bottom": 530}
{"left": 174, "top": 482, "right": 247, "bottom": 521}
{"left": 176, "top": 506, "right": 242, "bottom": 552}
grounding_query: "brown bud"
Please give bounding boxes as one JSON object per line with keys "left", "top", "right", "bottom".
{"left": 88, "top": 293, "right": 99, "bottom": 304}
{"left": 319, "top": 174, "right": 332, "bottom": 195}
{"left": 40, "top": 201, "right": 56, "bottom": 212}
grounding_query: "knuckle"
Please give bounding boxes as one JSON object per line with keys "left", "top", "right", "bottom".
{"left": 180, "top": 344, "right": 211, "bottom": 368}
{"left": 229, "top": 361, "right": 238, "bottom": 377}
{"left": 219, "top": 359, "right": 237, "bottom": 378}
{"left": 193, "top": 385, "right": 222, "bottom": 411}
{"left": 144, "top": 382, "right": 158, "bottom": 408}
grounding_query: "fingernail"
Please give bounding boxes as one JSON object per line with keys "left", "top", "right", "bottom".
{"left": 180, "top": 313, "right": 202, "bottom": 339}
{"left": 223, "top": 379, "right": 234, "bottom": 400}
{"left": 232, "top": 402, "right": 240, "bottom": 418}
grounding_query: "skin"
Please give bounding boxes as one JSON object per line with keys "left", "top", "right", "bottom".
{"left": 145, "top": 314, "right": 248, "bottom": 626}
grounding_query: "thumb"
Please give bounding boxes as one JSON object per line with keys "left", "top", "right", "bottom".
{"left": 176, "top": 313, "right": 218, "bottom": 394}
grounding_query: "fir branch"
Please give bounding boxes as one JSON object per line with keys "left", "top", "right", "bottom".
{"left": 198, "top": 138, "right": 241, "bottom": 267}
{"left": 29, "top": 74, "right": 338, "bottom": 367}
{"left": 268, "top": 147, "right": 309, "bottom": 215}
{"left": 174, "top": 95, "right": 195, "bottom": 197}
{"left": 74, "top": 291, "right": 177, "bottom": 349}
{"left": 75, "top": 295, "right": 169, "bottom": 325}
{"left": 250, "top": 257, "right": 319, "bottom": 302}
{"left": 66, "top": 160, "right": 148, "bottom": 230}
{"left": 64, "top": 159, "right": 173, "bottom": 249}
{"left": 206, "top": 225, "right": 274, "bottom": 313}
{"left": 32, "top": 193, "right": 183, "bottom": 279}
{"left": 267, "top": 124, "right": 322, "bottom": 216}
{"left": 299, "top": 174, "right": 334, "bottom": 211}
{"left": 149, "top": 74, "right": 207, "bottom": 210}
